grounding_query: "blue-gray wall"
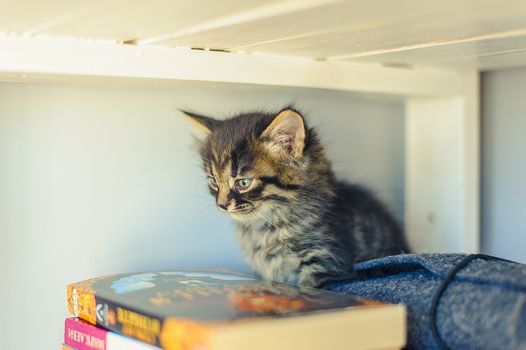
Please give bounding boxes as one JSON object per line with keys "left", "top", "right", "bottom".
{"left": 482, "top": 68, "right": 526, "bottom": 263}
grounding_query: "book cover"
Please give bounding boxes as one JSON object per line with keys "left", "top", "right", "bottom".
{"left": 65, "top": 317, "right": 160, "bottom": 350}
{"left": 67, "top": 270, "right": 405, "bottom": 350}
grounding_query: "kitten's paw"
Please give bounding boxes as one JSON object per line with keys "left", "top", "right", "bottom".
{"left": 297, "top": 269, "right": 328, "bottom": 288}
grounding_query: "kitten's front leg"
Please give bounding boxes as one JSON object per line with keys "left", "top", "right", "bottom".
{"left": 296, "top": 263, "right": 335, "bottom": 288}
{"left": 293, "top": 248, "right": 347, "bottom": 287}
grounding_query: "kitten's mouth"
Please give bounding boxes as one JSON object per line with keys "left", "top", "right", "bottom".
{"left": 230, "top": 208, "right": 254, "bottom": 215}
{"left": 228, "top": 206, "right": 256, "bottom": 218}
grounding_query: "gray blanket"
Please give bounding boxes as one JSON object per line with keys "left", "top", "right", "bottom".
{"left": 324, "top": 254, "right": 526, "bottom": 349}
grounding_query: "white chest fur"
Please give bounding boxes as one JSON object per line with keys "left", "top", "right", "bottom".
{"left": 235, "top": 225, "right": 301, "bottom": 284}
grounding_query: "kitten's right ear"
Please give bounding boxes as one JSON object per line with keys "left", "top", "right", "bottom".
{"left": 180, "top": 110, "right": 222, "bottom": 134}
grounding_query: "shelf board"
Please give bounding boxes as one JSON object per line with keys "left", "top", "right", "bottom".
{"left": 1, "top": 0, "right": 526, "bottom": 71}
{"left": 0, "top": 36, "right": 461, "bottom": 97}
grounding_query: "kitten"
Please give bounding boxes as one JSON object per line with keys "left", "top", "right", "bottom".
{"left": 184, "top": 107, "right": 409, "bottom": 287}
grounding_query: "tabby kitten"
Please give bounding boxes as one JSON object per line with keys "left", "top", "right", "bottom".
{"left": 184, "top": 107, "right": 408, "bottom": 287}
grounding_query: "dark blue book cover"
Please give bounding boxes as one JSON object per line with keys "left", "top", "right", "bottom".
{"left": 67, "top": 270, "right": 397, "bottom": 350}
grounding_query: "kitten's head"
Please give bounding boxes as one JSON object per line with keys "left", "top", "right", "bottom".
{"left": 184, "top": 107, "right": 333, "bottom": 222}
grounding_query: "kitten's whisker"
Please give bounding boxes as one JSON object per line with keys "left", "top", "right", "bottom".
{"left": 184, "top": 193, "right": 212, "bottom": 200}
{"left": 192, "top": 203, "right": 216, "bottom": 222}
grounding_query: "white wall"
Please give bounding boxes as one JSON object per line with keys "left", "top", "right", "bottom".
{"left": 482, "top": 68, "right": 526, "bottom": 263}
{"left": 0, "top": 82, "right": 404, "bottom": 349}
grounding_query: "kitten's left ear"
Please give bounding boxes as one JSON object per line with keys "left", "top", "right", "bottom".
{"left": 261, "top": 108, "right": 306, "bottom": 158}
{"left": 181, "top": 110, "right": 222, "bottom": 134}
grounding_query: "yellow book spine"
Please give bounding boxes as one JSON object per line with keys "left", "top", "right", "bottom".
{"left": 67, "top": 275, "right": 113, "bottom": 325}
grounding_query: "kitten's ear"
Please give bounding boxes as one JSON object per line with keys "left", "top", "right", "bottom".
{"left": 181, "top": 110, "right": 222, "bottom": 134}
{"left": 261, "top": 108, "right": 306, "bottom": 158}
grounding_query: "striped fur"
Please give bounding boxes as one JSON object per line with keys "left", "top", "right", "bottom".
{"left": 184, "top": 107, "right": 409, "bottom": 287}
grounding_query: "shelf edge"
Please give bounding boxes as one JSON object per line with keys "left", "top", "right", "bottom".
{"left": 0, "top": 36, "right": 462, "bottom": 97}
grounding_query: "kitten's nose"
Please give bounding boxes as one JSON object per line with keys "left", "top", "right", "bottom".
{"left": 217, "top": 192, "right": 229, "bottom": 211}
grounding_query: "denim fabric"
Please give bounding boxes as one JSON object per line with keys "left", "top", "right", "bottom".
{"left": 324, "top": 254, "right": 526, "bottom": 349}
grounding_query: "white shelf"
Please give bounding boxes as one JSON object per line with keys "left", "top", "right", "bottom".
{"left": 0, "top": 36, "right": 462, "bottom": 97}
{"left": 1, "top": 0, "right": 525, "bottom": 72}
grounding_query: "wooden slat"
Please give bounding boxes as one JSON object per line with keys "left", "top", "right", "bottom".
{"left": 0, "top": 0, "right": 283, "bottom": 42}
{"left": 0, "top": 1, "right": 86, "bottom": 35}
{"left": 145, "top": 0, "right": 526, "bottom": 60}
{"left": 345, "top": 31, "right": 526, "bottom": 71}
{"left": 136, "top": 0, "right": 344, "bottom": 46}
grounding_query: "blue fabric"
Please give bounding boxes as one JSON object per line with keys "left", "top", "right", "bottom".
{"left": 324, "top": 254, "right": 526, "bottom": 349}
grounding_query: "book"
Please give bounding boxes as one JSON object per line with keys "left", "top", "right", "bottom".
{"left": 65, "top": 317, "right": 160, "bottom": 350}
{"left": 62, "top": 344, "right": 76, "bottom": 350}
{"left": 67, "top": 270, "right": 406, "bottom": 350}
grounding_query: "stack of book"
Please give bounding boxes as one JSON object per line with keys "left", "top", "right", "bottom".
{"left": 62, "top": 270, "right": 406, "bottom": 350}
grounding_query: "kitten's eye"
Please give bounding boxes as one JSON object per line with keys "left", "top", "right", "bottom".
{"left": 208, "top": 176, "right": 218, "bottom": 189}
{"left": 236, "top": 177, "right": 253, "bottom": 190}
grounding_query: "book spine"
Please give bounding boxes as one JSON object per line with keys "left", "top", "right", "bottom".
{"left": 64, "top": 318, "right": 108, "bottom": 350}
{"left": 67, "top": 278, "right": 107, "bottom": 325}
{"left": 68, "top": 284, "right": 211, "bottom": 350}
{"left": 97, "top": 295, "right": 165, "bottom": 346}
{"left": 64, "top": 318, "right": 160, "bottom": 350}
